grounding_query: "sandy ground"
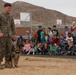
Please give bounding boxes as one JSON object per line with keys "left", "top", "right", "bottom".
{"left": 0, "top": 55, "right": 76, "bottom": 75}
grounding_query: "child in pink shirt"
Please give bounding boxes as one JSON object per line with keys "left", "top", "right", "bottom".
{"left": 22, "top": 40, "right": 31, "bottom": 54}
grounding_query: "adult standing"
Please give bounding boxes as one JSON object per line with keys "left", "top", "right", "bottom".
{"left": 0, "top": 3, "right": 17, "bottom": 69}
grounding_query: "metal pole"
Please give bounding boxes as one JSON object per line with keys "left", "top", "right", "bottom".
{"left": 30, "top": 13, "right": 32, "bottom": 35}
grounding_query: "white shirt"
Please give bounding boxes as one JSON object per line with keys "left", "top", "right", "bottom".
{"left": 66, "top": 36, "right": 73, "bottom": 42}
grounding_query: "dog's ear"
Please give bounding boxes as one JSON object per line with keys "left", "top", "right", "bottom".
{"left": 15, "top": 46, "right": 19, "bottom": 51}
{"left": 12, "top": 37, "right": 16, "bottom": 41}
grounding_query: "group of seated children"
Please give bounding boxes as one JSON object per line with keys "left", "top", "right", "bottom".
{"left": 20, "top": 33, "right": 76, "bottom": 56}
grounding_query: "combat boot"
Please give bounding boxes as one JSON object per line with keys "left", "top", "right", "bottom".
{"left": 0, "top": 62, "right": 4, "bottom": 69}
{"left": 5, "top": 61, "right": 12, "bottom": 68}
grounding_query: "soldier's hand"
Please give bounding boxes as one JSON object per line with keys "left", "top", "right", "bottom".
{"left": 0, "top": 33, "right": 4, "bottom": 38}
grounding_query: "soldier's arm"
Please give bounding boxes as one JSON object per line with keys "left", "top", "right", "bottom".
{"left": 0, "top": 14, "right": 4, "bottom": 37}
{"left": 0, "top": 14, "right": 2, "bottom": 33}
{"left": 11, "top": 16, "right": 17, "bottom": 35}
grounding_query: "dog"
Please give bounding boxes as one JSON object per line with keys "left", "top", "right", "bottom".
{"left": 11, "top": 44, "right": 21, "bottom": 68}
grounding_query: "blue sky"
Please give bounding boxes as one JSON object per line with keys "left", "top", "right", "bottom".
{"left": 3, "top": 0, "right": 76, "bottom": 17}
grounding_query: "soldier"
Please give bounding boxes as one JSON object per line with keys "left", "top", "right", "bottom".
{"left": 0, "top": 3, "right": 17, "bottom": 69}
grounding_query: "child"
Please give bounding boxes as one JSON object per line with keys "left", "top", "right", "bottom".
{"left": 51, "top": 35, "right": 60, "bottom": 46}
{"left": 64, "top": 26, "right": 70, "bottom": 38}
{"left": 47, "top": 27, "right": 52, "bottom": 37}
{"left": 45, "top": 30, "right": 50, "bottom": 43}
{"left": 22, "top": 40, "right": 31, "bottom": 54}
{"left": 71, "top": 21, "right": 76, "bottom": 34}
{"left": 31, "top": 31, "right": 37, "bottom": 45}
{"left": 42, "top": 43, "right": 49, "bottom": 55}
{"left": 49, "top": 42, "right": 58, "bottom": 55}
{"left": 66, "top": 32, "right": 73, "bottom": 43}
{"left": 52, "top": 25, "right": 59, "bottom": 37}
{"left": 25, "top": 31, "right": 31, "bottom": 40}
{"left": 37, "top": 43, "right": 42, "bottom": 54}
{"left": 27, "top": 41, "right": 35, "bottom": 55}
{"left": 73, "top": 27, "right": 76, "bottom": 44}
{"left": 67, "top": 41, "right": 76, "bottom": 55}
{"left": 58, "top": 34, "right": 67, "bottom": 55}
{"left": 40, "top": 28, "right": 45, "bottom": 43}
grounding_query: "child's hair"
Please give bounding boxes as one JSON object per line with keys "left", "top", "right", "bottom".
{"left": 68, "top": 32, "right": 72, "bottom": 37}
{"left": 53, "top": 25, "right": 56, "bottom": 28}
{"left": 60, "top": 34, "right": 64, "bottom": 38}
{"left": 51, "top": 42, "right": 55, "bottom": 46}
{"left": 37, "top": 43, "right": 41, "bottom": 48}
{"left": 44, "top": 43, "right": 48, "bottom": 47}
{"left": 60, "top": 34, "right": 64, "bottom": 37}
{"left": 30, "top": 41, "right": 35, "bottom": 47}
{"left": 53, "top": 35, "right": 57, "bottom": 38}
{"left": 48, "top": 27, "right": 51, "bottom": 30}
{"left": 65, "top": 26, "right": 68, "bottom": 29}
{"left": 38, "top": 26, "right": 42, "bottom": 28}
{"left": 26, "top": 39, "right": 30, "bottom": 43}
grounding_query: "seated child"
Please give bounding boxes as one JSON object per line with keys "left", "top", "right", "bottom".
{"left": 67, "top": 41, "right": 76, "bottom": 55}
{"left": 50, "top": 42, "right": 58, "bottom": 55}
{"left": 37, "top": 43, "right": 42, "bottom": 54}
{"left": 42, "top": 43, "right": 49, "bottom": 55}
{"left": 51, "top": 35, "right": 60, "bottom": 46}
{"left": 66, "top": 32, "right": 73, "bottom": 43}
{"left": 58, "top": 34, "right": 68, "bottom": 55}
{"left": 22, "top": 40, "right": 31, "bottom": 54}
{"left": 27, "top": 41, "right": 35, "bottom": 55}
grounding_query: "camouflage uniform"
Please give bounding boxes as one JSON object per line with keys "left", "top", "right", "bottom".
{"left": 0, "top": 12, "right": 16, "bottom": 63}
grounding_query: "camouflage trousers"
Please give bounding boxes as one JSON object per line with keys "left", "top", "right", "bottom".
{"left": 0, "top": 37, "right": 12, "bottom": 62}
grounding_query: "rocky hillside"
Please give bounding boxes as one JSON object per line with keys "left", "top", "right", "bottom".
{"left": 0, "top": 0, "right": 76, "bottom": 25}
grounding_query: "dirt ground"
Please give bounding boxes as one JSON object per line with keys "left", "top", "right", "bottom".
{"left": 0, "top": 55, "right": 76, "bottom": 75}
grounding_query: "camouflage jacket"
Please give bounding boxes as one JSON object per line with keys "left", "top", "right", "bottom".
{"left": 0, "top": 12, "right": 16, "bottom": 37}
